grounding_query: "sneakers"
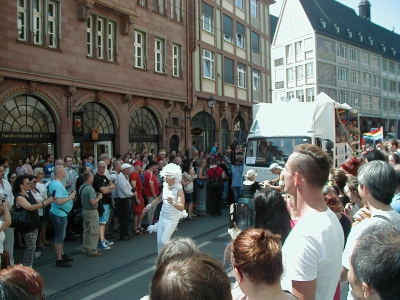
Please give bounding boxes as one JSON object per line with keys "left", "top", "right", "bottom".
{"left": 104, "top": 239, "right": 114, "bottom": 246}
{"left": 112, "top": 226, "right": 120, "bottom": 233}
{"left": 89, "top": 252, "right": 103, "bottom": 257}
{"left": 34, "top": 252, "right": 41, "bottom": 259}
{"left": 98, "top": 241, "right": 111, "bottom": 250}
{"left": 62, "top": 254, "right": 74, "bottom": 262}
{"left": 56, "top": 259, "right": 71, "bottom": 268}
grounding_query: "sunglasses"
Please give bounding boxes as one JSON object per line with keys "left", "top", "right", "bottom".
{"left": 31, "top": 181, "right": 38, "bottom": 184}
{"left": 23, "top": 181, "right": 31, "bottom": 185}
{"left": 11, "top": 176, "right": 17, "bottom": 179}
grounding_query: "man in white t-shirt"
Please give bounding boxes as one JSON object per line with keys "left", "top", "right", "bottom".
{"left": 281, "top": 144, "right": 344, "bottom": 300}
{"left": 341, "top": 160, "right": 400, "bottom": 300}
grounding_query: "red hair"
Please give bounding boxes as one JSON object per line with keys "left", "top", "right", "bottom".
{"left": 324, "top": 193, "right": 344, "bottom": 213}
{"left": 341, "top": 156, "right": 363, "bottom": 176}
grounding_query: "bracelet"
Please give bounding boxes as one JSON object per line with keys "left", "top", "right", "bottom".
{"left": 146, "top": 204, "right": 152, "bottom": 209}
{"left": 42, "top": 201, "right": 45, "bottom": 207}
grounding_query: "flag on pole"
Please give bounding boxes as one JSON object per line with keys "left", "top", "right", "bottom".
{"left": 361, "top": 126, "right": 383, "bottom": 145}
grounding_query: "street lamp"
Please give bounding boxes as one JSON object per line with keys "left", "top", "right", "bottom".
{"left": 208, "top": 96, "right": 216, "bottom": 151}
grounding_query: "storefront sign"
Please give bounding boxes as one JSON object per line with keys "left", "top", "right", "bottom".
{"left": 1, "top": 132, "right": 55, "bottom": 142}
{"left": 191, "top": 127, "right": 203, "bottom": 135}
{"left": 129, "top": 134, "right": 159, "bottom": 142}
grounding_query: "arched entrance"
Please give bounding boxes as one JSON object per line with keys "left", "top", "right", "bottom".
{"left": 74, "top": 102, "right": 115, "bottom": 162}
{"left": 170, "top": 135, "right": 179, "bottom": 153}
{"left": 221, "top": 119, "right": 229, "bottom": 149}
{"left": 190, "top": 112, "right": 215, "bottom": 153}
{"left": 129, "top": 107, "right": 159, "bottom": 155}
{"left": 233, "top": 115, "right": 246, "bottom": 145}
{"left": 0, "top": 95, "right": 56, "bottom": 171}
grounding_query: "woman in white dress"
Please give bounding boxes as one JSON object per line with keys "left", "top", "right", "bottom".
{"left": 143, "top": 163, "right": 187, "bottom": 254}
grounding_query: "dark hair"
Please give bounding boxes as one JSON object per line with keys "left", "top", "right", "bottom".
{"left": 389, "top": 138, "right": 398, "bottom": 147}
{"left": 229, "top": 228, "right": 283, "bottom": 285}
{"left": 0, "top": 159, "right": 8, "bottom": 165}
{"left": 390, "top": 152, "right": 400, "bottom": 164}
{"left": 182, "top": 159, "right": 191, "bottom": 174}
{"left": 82, "top": 172, "right": 93, "bottom": 182}
{"left": 364, "top": 149, "right": 387, "bottom": 162}
{"left": 346, "top": 175, "right": 360, "bottom": 197}
{"left": 45, "top": 154, "right": 52, "bottom": 161}
{"left": 12, "top": 175, "right": 29, "bottom": 196}
{"left": 64, "top": 156, "right": 72, "bottom": 162}
{"left": 7, "top": 172, "right": 17, "bottom": 180}
{"left": 351, "top": 222, "right": 400, "bottom": 300}
{"left": 330, "top": 168, "right": 347, "bottom": 191}
{"left": 0, "top": 264, "right": 44, "bottom": 300}
{"left": 150, "top": 253, "right": 231, "bottom": 300}
{"left": 253, "top": 189, "right": 291, "bottom": 243}
{"left": 341, "top": 156, "right": 364, "bottom": 176}
{"left": 291, "top": 144, "right": 332, "bottom": 188}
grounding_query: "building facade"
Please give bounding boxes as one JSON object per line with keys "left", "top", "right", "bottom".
{"left": 0, "top": 0, "right": 190, "bottom": 169}
{"left": 271, "top": 0, "right": 400, "bottom": 139}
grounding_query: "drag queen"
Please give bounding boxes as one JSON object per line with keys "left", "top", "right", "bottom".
{"left": 143, "top": 163, "right": 187, "bottom": 253}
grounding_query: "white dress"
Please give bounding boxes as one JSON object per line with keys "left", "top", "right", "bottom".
{"left": 147, "top": 183, "right": 187, "bottom": 253}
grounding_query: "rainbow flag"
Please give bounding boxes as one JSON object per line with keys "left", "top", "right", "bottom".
{"left": 362, "top": 127, "right": 383, "bottom": 144}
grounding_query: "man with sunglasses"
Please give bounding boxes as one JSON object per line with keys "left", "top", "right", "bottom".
{"left": 44, "top": 154, "right": 54, "bottom": 177}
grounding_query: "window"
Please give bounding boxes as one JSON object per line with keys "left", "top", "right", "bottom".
{"left": 382, "top": 79, "right": 388, "bottom": 91}
{"left": 372, "top": 75, "right": 380, "bottom": 88}
{"left": 304, "top": 38, "right": 314, "bottom": 54}
{"left": 202, "top": 2, "right": 214, "bottom": 33}
{"left": 172, "top": 44, "right": 181, "bottom": 77}
{"left": 253, "top": 69, "right": 260, "bottom": 91}
{"left": 154, "top": 38, "right": 165, "bottom": 73}
{"left": 347, "top": 29, "right": 353, "bottom": 38}
{"left": 202, "top": 49, "right": 214, "bottom": 79}
{"left": 137, "top": 0, "right": 147, "bottom": 6}
{"left": 389, "top": 62, "right": 396, "bottom": 74}
{"left": 362, "top": 95, "right": 371, "bottom": 109}
{"left": 287, "top": 68, "right": 294, "bottom": 82}
{"left": 362, "top": 73, "right": 370, "bottom": 86}
{"left": 351, "top": 93, "right": 360, "bottom": 107}
{"left": 237, "top": 64, "right": 246, "bottom": 88}
{"left": 350, "top": 48, "right": 359, "bottom": 62}
{"left": 389, "top": 81, "right": 396, "bottom": 92}
{"left": 287, "top": 91, "right": 295, "bottom": 98}
{"left": 170, "top": 0, "right": 182, "bottom": 22}
{"left": 337, "top": 44, "right": 347, "bottom": 59}
{"left": 236, "top": 22, "right": 245, "bottom": 48}
{"left": 135, "top": 31, "right": 146, "bottom": 68}
{"left": 224, "top": 57, "right": 234, "bottom": 85}
{"left": 87, "top": 14, "right": 117, "bottom": 61}
{"left": 338, "top": 67, "right": 348, "bottom": 82}
{"left": 306, "top": 88, "right": 314, "bottom": 102}
{"left": 251, "top": 0, "right": 257, "bottom": 18}
{"left": 286, "top": 44, "right": 293, "bottom": 58}
{"left": 295, "top": 41, "right": 302, "bottom": 56}
{"left": 296, "top": 65, "right": 304, "bottom": 80}
{"left": 296, "top": 90, "right": 304, "bottom": 102}
{"left": 361, "top": 52, "right": 369, "bottom": 65}
{"left": 382, "top": 59, "right": 387, "bottom": 71}
{"left": 153, "top": 0, "right": 165, "bottom": 14}
{"left": 223, "top": 15, "right": 233, "bottom": 43}
{"left": 373, "top": 97, "right": 380, "bottom": 110}
{"left": 350, "top": 70, "right": 359, "bottom": 84}
{"left": 339, "top": 91, "right": 348, "bottom": 104}
{"left": 371, "top": 55, "right": 379, "bottom": 68}
{"left": 252, "top": 32, "right": 259, "bottom": 53}
{"left": 236, "top": 0, "right": 243, "bottom": 10}
{"left": 18, "top": 0, "right": 60, "bottom": 48}
{"left": 305, "top": 63, "right": 314, "bottom": 77}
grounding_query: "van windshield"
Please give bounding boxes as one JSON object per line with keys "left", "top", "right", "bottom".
{"left": 244, "top": 137, "right": 311, "bottom": 167}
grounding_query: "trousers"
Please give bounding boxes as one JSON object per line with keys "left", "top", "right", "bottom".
{"left": 82, "top": 209, "right": 99, "bottom": 253}
{"left": 156, "top": 215, "right": 179, "bottom": 253}
{"left": 118, "top": 197, "right": 131, "bottom": 239}
{"left": 22, "top": 229, "right": 38, "bottom": 268}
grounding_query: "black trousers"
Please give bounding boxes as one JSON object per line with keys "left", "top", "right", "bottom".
{"left": 209, "top": 185, "right": 223, "bottom": 216}
{"left": 118, "top": 197, "right": 131, "bottom": 239}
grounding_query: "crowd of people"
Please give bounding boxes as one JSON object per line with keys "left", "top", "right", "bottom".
{"left": 0, "top": 138, "right": 400, "bottom": 300}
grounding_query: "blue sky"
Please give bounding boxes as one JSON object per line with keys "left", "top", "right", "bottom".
{"left": 270, "top": 0, "right": 400, "bottom": 34}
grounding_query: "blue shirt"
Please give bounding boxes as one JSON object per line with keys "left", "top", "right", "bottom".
{"left": 211, "top": 146, "right": 217, "bottom": 156}
{"left": 231, "top": 165, "right": 243, "bottom": 187}
{"left": 44, "top": 164, "right": 54, "bottom": 176}
{"left": 391, "top": 193, "right": 400, "bottom": 214}
{"left": 85, "top": 161, "right": 95, "bottom": 170}
{"left": 49, "top": 180, "right": 73, "bottom": 217}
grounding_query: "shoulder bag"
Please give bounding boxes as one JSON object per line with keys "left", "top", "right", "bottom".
{"left": 196, "top": 168, "right": 204, "bottom": 189}
{"left": 10, "top": 194, "right": 33, "bottom": 228}
{"left": 0, "top": 250, "right": 11, "bottom": 269}
{"left": 79, "top": 185, "right": 104, "bottom": 217}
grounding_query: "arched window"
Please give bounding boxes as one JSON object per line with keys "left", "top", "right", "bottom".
{"left": 80, "top": 102, "right": 114, "bottom": 133}
{"left": 221, "top": 118, "right": 229, "bottom": 149}
{"left": 170, "top": 135, "right": 179, "bottom": 153}
{"left": 233, "top": 116, "right": 246, "bottom": 144}
{"left": 129, "top": 107, "right": 159, "bottom": 135}
{"left": 190, "top": 112, "right": 215, "bottom": 153}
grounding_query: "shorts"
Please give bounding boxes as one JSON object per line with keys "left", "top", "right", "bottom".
{"left": 50, "top": 212, "right": 68, "bottom": 244}
{"left": 132, "top": 197, "right": 145, "bottom": 216}
{"left": 99, "top": 204, "right": 111, "bottom": 224}
{"left": 184, "top": 192, "right": 194, "bottom": 203}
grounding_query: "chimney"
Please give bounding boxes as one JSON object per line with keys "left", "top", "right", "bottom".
{"left": 358, "top": 0, "right": 371, "bottom": 20}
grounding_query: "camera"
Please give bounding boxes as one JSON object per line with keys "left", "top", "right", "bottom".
{"left": 131, "top": 187, "right": 137, "bottom": 193}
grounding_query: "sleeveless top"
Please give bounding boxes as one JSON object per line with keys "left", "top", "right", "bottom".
{"left": 16, "top": 192, "right": 41, "bottom": 235}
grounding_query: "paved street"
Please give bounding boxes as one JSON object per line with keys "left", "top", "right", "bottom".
{"left": 13, "top": 208, "right": 233, "bottom": 300}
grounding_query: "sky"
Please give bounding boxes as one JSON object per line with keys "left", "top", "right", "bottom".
{"left": 269, "top": 0, "right": 400, "bottom": 34}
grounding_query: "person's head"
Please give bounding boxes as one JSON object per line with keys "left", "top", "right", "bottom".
{"left": 82, "top": 171, "right": 94, "bottom": 184}
{"left": 45, "top": 154, "right": 53, "bottom": 163}
{"left": 156, "top": 237, "right": 201, "bottom": 267}
{"left": 27, "top": 175, "right": 38, "bottom": 191}
{"left": 245, "top": 169, "right": 257, "bottom": 181}
{"left": 12, "top": 175, "right": 30, "bottom": 197}
{"left": 229, "top": 229, "right": 283, "bottom": 293}
{"left": 0, "top": 166, "right": 4, "bottom": 180}
{"left": 86, "top": 154, "right": 94, "bottom": 163}
{"left": 285, "top": 144, "right": 332, "bottom": 194}
{"left": 99, "top": 153, "right": 111, "bottom": 165}
{"left": 157, "top": 159, "right": 165, "bottom": 171}
{"left": 54, "top": 158, "right": 64, "bottom": 167}
{"left": 357, "top": 160, "right": 397, "bottom": 205}
{"left": 173, "top": 156, "right": 182, "bottom": 166}
{"left": 0, "top": 264, "right": 44, "bottom": 300}
{"left": 364, "top": 149, "right": 387, "bottom": 163}
{"left": 345, "top": 121, "right": 354, "bottom": 131}
{"left": 345, "top": 175, "right": 361, "bottom": 203}
{"left": 341, "top": 156, "right": 364, "bottom": 176}
{"left": 23, "top": 157, "right": 30, "bottom": 164}
{"left": 323, "top": 190, "right": 344, "bottom": 213}
{"left": 235, "top": 155, "right": 243, "bottom": 165}
{"left": 121, "top": 163, "right": 131, "bottom": 175}
{"left": 269, "top": 163, "right": 283, "bottom": 175}
{"left": 349, "top": 222, "right": 400, "bottom": 300}
{"left": 253, "top": 188, "right": 292, "bottom": 243}
{"left": 182, "top": 159, "right": 191, "bottom": 173}
{"left": 17, "top": 159, "right": 23, "bottom": 167}
{"left": 388, "top": 139, "right": 399, "bottom": 153}
{"left": 7, "top": 172, "right": 17, "bottom": 185}
{"left": 329, "top": 168, "right": 348, "bottom": 191}
{"left": 33, "top": 168, "right": 44, "bottom": 180}
{"left": 0, "top": 159, "right": 9, "bottom": 168}
{"left": 198, "top": 158, "right": 206, "bottom": 168}
{"left": 160, "top": 163, "right": 182, "bottom": 186}
{"left": 112, "top": 160, "right": 121, "bottom": 172}
{"left": 146, "top": 160, "right": 157, "bottom": 171}
{"left": 388, "top": 153, "right": 399, "bottom": 165}
{"left": 64, "top": 156, "right": 73, "bottom": 169}
{"left": 54, "top": 165, "right": 66, "bottom": 180}
{"left": 150, "top": 252, "right": 231, "bottom": 300}
{"left": 97, "top": 161, "right": 107, "bottom": 175}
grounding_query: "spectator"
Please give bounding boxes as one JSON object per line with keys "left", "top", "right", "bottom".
{"left": 0, "top": 159, "right": 10, "bottom": 180}
{"left": 15, "top": 159, "right": 27, "bottom": 176}
{"left": 33, "top": 168, "right": 51, "bottom": 249}
{"left": 0, "top": 196, "right": 11, "bottom": 260}
{"left": 207, "top": 158, "right": 226, "bottom": 217}
{"left": 231, "top": 156, "right": 243, "bottom": 203}
{"left": 344, "top": 176, "right": 363, "bottom": 220}
{"left": 22, "top": 158, "right": 33, "bottom": 175}
{"left": 329, "top": 168, "right": 350, "bottom": 207}
{"left": 264, "top": 163, "right": 285, "bottom": 192}
{"left": 43, "top": 154, "right": 54, "bottom": 177}
{"left": 196, "top": 158, "right": 208, "bottom": 216}
{"left": 363, "top": 149, "right": 387, "bottom": 163}
{"left": 341, "top": 160, "right": 400, "bottom": 300}
{"left": 84, "top": 154, "right": 95, "bottom": 171}
{"left": 181, "top": 159, "right": 195, "bottom": 220}
{"left": 388, "top": 138, "right": 400, "bottom": 154}
{"left": 129, "top": 160, "right": 145, "bottom": 235}
{"left": 240, "top": 169, "right": 263, "bottom": 200}
{"left": 211, "top": 142, "right": 218, "bottom": 156}
{"left": 48, "top": 166, "right": 76, "bottom": 267}
{"left": 228, "top": 229, "right": 297, "bottom": 300}
{"left": 0, "top": 165, "right": 14, "bottom": 265}
{"left": 281, "top": 144, "right": 344, "bottom": 300}
{"left": 348, "top": 221, "right": 400, "bottom": 300}
{"left": 109, "top": 160, "right": 121, "bottom": 235}
{"left": 116, "top": 163, "right": 133, "bottom": 241}
{"left": 143, "top": 161, "right": 160, "bottom": 225}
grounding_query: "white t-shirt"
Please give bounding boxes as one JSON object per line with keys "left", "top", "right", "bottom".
{"left": 281, "top": 208, "right": 344, "bottom": 300}
{"left": 342, "top": 209, "right": 400, "bottom": 300}
{"left": 0, "top": 221, "right": 5, "bottom": 254}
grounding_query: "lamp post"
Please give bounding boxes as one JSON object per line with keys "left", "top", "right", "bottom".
{"left": 207, "top": 96, "right": 216, "bottom": 151}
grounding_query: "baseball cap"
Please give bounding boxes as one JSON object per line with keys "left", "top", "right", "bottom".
{"left": 269, "top": 163, "right": 283, "bottom": 171}
{"left": 99, "top": 153, "right": 112, "bottom": 160}
{"left": 133, "top": 160, "right": 144, "bottom": 167}
{"left": 121, "top": 163, "right": 131, "bottom": 170}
